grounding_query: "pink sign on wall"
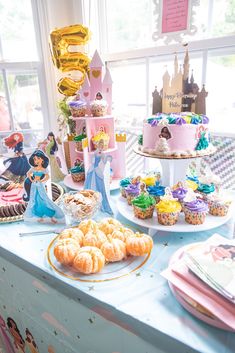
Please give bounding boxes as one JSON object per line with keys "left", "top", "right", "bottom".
{"left": 162, "top": 0, "right": 189, "bottom": 34}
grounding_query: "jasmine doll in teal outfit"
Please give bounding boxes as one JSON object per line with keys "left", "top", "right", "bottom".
{"left": 23, "top": 150, "right": 65, "bottom": 223}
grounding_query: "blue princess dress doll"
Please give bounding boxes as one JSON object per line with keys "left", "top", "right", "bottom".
{"left": 84, "top": 139, "right": 113, "bottom": 215}
{"left": 1, "top": 132, "right": 30, "bottom": 183}
{"left": 23, "top": 150, "right": 65, "bottom": 224}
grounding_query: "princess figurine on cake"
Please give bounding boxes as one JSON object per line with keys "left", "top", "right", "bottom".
{"left": 23, "top": 150, "right": 65, "bottom": 223}
{"left": 84, "top": 139, "right": 113, "bottom": 215}
{"left": 1, "top": 132, "right": 30, "bottom": 183}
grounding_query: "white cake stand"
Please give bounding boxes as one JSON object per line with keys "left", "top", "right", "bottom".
{"left": 117, "top": 196, "right": 233, "bottom": 237}
{"left": 133, "top": 145, "right": 215, "bottom": 186}
{"left": 63, "top": 174, "right": 121, "bottom": 192}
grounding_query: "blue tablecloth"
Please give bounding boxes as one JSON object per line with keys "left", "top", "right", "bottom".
{"left": 0, "top": 191, "right": 235, "bottom": 353}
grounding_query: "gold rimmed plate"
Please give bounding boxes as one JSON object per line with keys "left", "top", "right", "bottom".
{"left": 47, "top": 233, "right": 151, "bottom": 283}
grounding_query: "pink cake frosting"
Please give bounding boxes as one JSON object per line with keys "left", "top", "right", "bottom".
{"left": 140, "top": 113, "right": 215, "bottom": 157}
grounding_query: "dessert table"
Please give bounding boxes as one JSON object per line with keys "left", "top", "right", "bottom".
{"left": 0, "top": 190, "right": 235, "bottom": 353}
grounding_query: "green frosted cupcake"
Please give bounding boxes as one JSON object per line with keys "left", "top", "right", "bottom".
{"left": 132, "top": 193, "right": 156, "bottom": 219}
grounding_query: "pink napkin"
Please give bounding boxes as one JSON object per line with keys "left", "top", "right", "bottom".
{"left": 162, "top": 260, "right": 235, "bottom": 330}
{"left": 0, "top": 188, "right": 24, "bottom": 204}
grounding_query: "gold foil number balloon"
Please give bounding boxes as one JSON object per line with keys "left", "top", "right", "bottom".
{"left": 50, "top": 24, "right": 91, "bottom": 96}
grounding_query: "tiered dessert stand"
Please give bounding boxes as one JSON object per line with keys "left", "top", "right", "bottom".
{"left": 117, "top": 146, "right": 233, "bottom": 236}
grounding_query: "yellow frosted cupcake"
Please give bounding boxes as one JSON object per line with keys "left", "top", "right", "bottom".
{"left": 141, "top": 175, "right": 156, "bottom": 187}
{"left": 92, "top": 130, "right": 110, "bottom": 150}
{"left": 156, "top": 187, "right": 181, "bottom": 225}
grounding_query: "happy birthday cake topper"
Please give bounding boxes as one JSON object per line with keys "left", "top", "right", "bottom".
{"left": 152, "top": 46, "right": 208, "bottom": 115}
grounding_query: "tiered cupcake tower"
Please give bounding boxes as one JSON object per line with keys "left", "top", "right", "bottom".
{"left": 118, "top": 50, "right": 233, "bottom": 235}
{"left": 63, "top": 50, "right": 126, "bottom": 189}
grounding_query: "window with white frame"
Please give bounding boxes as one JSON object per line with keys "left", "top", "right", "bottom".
{"left": 0, "top": 0, "right": 47, "bottom": 154}
{"left": 90, "top": 0, "right": 235, "bottom": 135}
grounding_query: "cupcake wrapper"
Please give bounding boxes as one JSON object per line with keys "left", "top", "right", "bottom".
{"left": 209, "top": 203, "right": 229, "bottom": 217}
{"left": 71, "top": 172, "right": 85, "bottom": 182}
{"left": 75, "top": 141, "right": 83, "bottom": 151}
{"left": 157, "top": 212, "right": 179, "bottom": 226}
{"left": 133, "top": 205, "right": 154, "bottom": 219}
{"left": 196, "top": 191, "right": 212, "bottom": 202}
{"left": 152, "top": 196, "right": 161, "bottom": 204}
{"left": 184, "top": 209, "right": 207, "bottom": 224}
{"left": 70, "top": 107, "right": 86, "bottom": 117}
{"left": 93, "top": 139, "right": 109, "bottom": 151}
{"left": 121, "top": 188, "right": 127, "bottom": 198}
{"left": 127, "top": 194, "right": 139, "bottom": 205}
{"left": 91, "top": 106, "right": 107, "bottom": 117}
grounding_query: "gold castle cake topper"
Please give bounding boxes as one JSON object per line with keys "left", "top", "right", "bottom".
{"left": 152, "top": 47, "right": 208, "bottom": 115}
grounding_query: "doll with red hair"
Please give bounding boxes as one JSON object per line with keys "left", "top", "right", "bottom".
{"left": 1, "top": 132, "right": 30, "bottom": 183}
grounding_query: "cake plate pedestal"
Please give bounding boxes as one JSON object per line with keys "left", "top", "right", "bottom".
{"left": 133, "top": 145, "right": 215, "bottom": 187}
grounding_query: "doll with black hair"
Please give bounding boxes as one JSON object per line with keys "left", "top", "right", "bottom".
{"left": 7, "top": 317, "right": 25, "bottom": 353}
{"left": 44, "top": 132, "right": 65, "bottom": 182}
{"left": 25, "top": 328, "right": 39, "bottom": 353}
{"left": 23, "top": 149, "right": 65, "bottom": 223}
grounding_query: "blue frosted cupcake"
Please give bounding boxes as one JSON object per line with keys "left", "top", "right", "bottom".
{"left": 119, "top": 177, "right": 132, "bottom": 198}
{"left": 147, "top": 182, "right": 166, "bottom": 203}
{"left": 197, "top": 182, "right": 215, "bottom": 201}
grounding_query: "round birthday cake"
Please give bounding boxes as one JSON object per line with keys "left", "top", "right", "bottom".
{"left": 139, "top": 112, "right": 215, "bottom": 158}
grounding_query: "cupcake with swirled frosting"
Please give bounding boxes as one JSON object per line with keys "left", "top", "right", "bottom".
{"left": 68, "top": 94, "right": 87, "bottom": 117}
{"left": 171, "top": 182, "right": 188, "bottom": 209}
{"left": 125, "top": 179, "right": 141, "bottom": 205}
{"left": 132, "top": 193, "right": 156, "bottom": 219}
{"left": 183, "top": 189, "right": 208, "bottom": 225}
{"left": 156, "top": 188, "right": 181, "bottom": 226}
{"left": 70, "top": 163, "right": 85, "bottom": 182}
{"left": 147, "top": 182, "right": 166, "bottom": 203}
{"left": 90, "top": 92, "right": 108, "bottom": 117}
{"left": 119, "top": 177, "right": 132, "bottom": 198}
{"left": 207, "top": 192, "right": 232, "bottom": 217}
{"left": 197, "top": 180, "right": 215, "bottom": 201}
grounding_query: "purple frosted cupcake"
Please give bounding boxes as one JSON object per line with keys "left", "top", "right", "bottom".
{"left": 125, "top": 182, "right": 141, "bottom": 205}
{"left": 68, "top": 95, "right": 87, "bottom": 117}
{"left": 184, "top": 198, "right": 208, "bottom": 225}
{"left": 172, "top": 183, "right": 188, "bottom": 204}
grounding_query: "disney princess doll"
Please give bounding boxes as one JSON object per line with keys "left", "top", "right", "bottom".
{"left": 1, "top": 132, "right": 30, "bottom": 183}
{"left": 23, "top": 150, "right": 65, "bottom": 223}
{"left": 84, "top": 139, "right": 113, "bottom": 215}
{"left": 38, "top": 132, "right": 65, "bottom": 182}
